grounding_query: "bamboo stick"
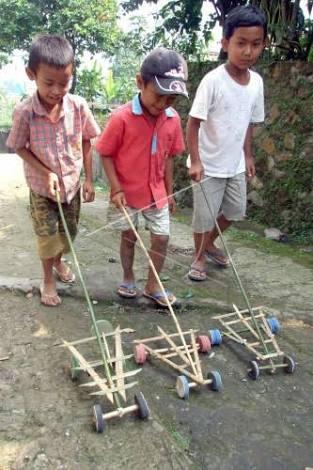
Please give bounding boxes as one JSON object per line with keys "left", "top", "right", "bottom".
{"left": 122, "top": 206, "right": 197, "bottom": 375}
{"left": 134, "top": 329, "right": 197, "bottom": 344}
{"left": 114, "top": 327, "right": 127, "bottom": 402}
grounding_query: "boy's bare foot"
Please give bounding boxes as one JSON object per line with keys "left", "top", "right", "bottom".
{"left": 40, "top": 282, "right": 61, "bottom": 307}
{"left": 53, "top": 261, "right": 76, "bottom": 283}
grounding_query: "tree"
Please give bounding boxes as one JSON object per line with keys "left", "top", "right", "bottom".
{"left": 121, "top": 0, "right": 313, "bottom": 60}
{"left": 0, "top": 0, "right": 121, "bottom": 89}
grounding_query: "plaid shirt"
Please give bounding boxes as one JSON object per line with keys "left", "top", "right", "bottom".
{"left": 6, "top": 92, "right": 100, "bottom": 203}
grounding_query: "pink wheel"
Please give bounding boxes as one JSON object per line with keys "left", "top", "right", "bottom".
{"left": 196, "top": 335, "right": 211, "bottom": 353}
{"left": 134, "top": 343, "right": 147, "bottom": 364}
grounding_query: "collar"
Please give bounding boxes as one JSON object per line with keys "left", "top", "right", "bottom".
{"left": 32, "top": 91, "right": 68, "bottom": 119}
{"left": 131, "top": 94, "right": 175, "bottom": 118}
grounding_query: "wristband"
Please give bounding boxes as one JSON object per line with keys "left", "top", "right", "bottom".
{"left": 111, "top": 189, "right": 124, "bottom": 197}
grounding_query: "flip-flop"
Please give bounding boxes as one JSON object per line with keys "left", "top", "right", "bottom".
{"left": 143, "top": 289, "right": 177, "bottom": 308}
{"left": 205, "top": 248, "right": 229, "bottom": 267}
{"left": 117, "top": 283, "right": 137, "bottom": 298}
{"left": 39, "top": 285, "right": 62, "bottom": 307}
{"left": 188, "top": 267, "right": 207, "bottom": 281}
{"left": 53, "top": 266, "right": 76, "bottom": 283}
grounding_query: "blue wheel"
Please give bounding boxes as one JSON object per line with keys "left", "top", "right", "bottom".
{"left": 267, "top": 317, "right": 280, "bottom": 335}
{"left": 209, "top": 329, "right": 222, "bottom": 346}
{"left": 207, "top": 371, "right": 222, "bottom": 391}
{"left": 176, "top": 375, "right": 190, "bottom": 399}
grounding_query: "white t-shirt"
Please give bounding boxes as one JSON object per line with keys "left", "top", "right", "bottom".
{"left": 188, "top": 64, "right": 264, "bottom": 177}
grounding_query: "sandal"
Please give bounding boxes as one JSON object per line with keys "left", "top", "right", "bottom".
{"left": 117, "top": 283, "right": 137, "bottom": 298}
{"left": 188, "top": 266, "right": 207, "bottom": 281}
{"left": 53, "top": 265, "right": 76, "bottom": 283}
{"left": 143, "top": 289, "right": 177, "bottom": 308}
{"left": 205, "top": 248, "right": 229, "bottom": 267}
{"left": 40, "top": 285, "right": 62, "bottom": 307}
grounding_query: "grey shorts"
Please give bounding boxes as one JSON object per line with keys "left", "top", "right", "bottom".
{"left": 107, "top": 204, "right": 170, "bottom": 236}
{"left": 192, "top": 173, "right": 247, "bottom": 233}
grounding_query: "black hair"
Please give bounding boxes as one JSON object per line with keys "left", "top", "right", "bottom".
{"left": 140, "top": 47, "right": 187, "bottom": 84}
{"left": 223, "top": 5, "right": 267, "bottom": 40}
{"left": 28, "top": 34, "right": 74, "bottom": 72}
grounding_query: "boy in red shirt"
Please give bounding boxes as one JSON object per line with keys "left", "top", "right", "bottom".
{"left": 96, "top": 48, "right": 188, "bottom": 307}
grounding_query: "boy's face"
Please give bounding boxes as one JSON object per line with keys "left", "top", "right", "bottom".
{"left": 26, "top": 63, "right": 73, "bottom": 109}
{"left": 136, "top": 75, "right": 177, "bottom": 117}
{"left": 222, "top": 26, "right": 265, "bottom": 70}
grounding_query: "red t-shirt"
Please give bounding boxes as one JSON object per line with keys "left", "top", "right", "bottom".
{"left": 96, "top": 95, "right": 185, "bottom": 209}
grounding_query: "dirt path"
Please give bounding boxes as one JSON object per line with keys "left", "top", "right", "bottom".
{"left": 1, "top": 154, "right": 313, "bottom": 469}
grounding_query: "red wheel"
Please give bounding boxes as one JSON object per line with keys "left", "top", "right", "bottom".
{"left": 196, "top": 335, "right": 211, "bottom": 353}
{"left": 134, "top": 343, "right": 147, "bottom": 364}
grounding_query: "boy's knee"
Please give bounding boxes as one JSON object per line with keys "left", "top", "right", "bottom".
{"left": 121, "top": 229, "right": 137, "bottom": 245}
{"left": 151, "top": 234, "right": 169, "bottom": 249}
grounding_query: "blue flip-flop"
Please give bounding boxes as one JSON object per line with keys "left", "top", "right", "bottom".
{"left": 143, "top": 289, "right": 177, "bottom": 308}
{"left": 117, "top": 283, "right": 137, "bottom": 298}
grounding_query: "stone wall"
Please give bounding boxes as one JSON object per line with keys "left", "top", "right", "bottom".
{"left": 175, "top": 60, "right": 313, "bottom": 241}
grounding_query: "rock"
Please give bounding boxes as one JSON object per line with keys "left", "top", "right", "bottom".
{"left": 264, "top": 228, "right": 288, "bottom": 243}
{"left": 247, "top": 190, "right": 264, "bottom": 207}
{"left": 267, "top": 103, "right": 280, "bottom": 124}
{"left": 260, "top": 137, "right": 276, "bottom": 155}
{"left": 249, "top": 176, "right": 263, "bottom": 190}
{"left": 283, "top": 133, "right": 295, "bottom": 150}
{"left": 272, "top": 168, "right": 286, "bottom": 179}
{"left": 267, "top": 156, "right": 275, "bottom": 171}
{"left": 108, "top": 257, "right": 117, "bottom": 263}
{"left": 274, "top": 152, "right": 292, "bottom": 162}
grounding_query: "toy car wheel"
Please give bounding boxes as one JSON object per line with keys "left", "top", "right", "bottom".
{"left": 134, "top": 343, "right": 147, "bottom": 364}
{"left": 248, "top": 360, "right": 260, "bottom": 380}
{"left": 93, "top": 404, "right": 105, "bottom": 433}
{"left": 207, "top": 371, "right": 222, "bottom": 391}
{"left": 134, "top": 392, "right": 150, "bottom": 419}
{"left": 267, "top": 317, "right": 280, "bottom": 335}
{"left": 70, "top": 356, "right": 81, "bottom": 381}
{"left": 196, "top": 335, "right": 211, "bottom": 353}
{"left": 176, "top": 375, "right": 190, "bottom": 399}
{"left": 208, "top": 329, "right": 222, "bottom": 346}
{"left": 284, "top": 355, "right": 296, "bottom": 374}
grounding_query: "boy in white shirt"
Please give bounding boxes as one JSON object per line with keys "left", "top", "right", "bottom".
{"left": 187, "top": 5, "right": 267, "bottom": 281}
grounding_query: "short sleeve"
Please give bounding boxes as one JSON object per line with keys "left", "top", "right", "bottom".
{"left": 96, "top": 112, "right": 124, "bottom": 158}
{"left": 251, "top": 77, "right": 264, "bottom": 123}
{"left": 6, "top": 106, "right": 30, "bottom": 150}
{"left": 189, "top": 74, "right": 215, "bottom": 121}
{"left": 168, "top": 116, "right": 185, "bottom": 156}
{"left": 80, "top": 99, "right": 101, "bottom": 140}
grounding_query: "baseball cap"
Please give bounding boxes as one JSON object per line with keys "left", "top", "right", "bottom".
{"left": 140, "top": 48, "right": 188, "bottom": 98}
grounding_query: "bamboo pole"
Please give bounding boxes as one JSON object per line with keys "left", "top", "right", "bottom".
{"left": 56, "top": 192, "right": 121, "bottom": 409}
{"left": 121, "top": 206, "right": 198, "bottom": 376}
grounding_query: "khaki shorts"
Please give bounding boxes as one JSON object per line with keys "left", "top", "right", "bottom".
{"left": 29, "top": 189, "right": 81, "bottom": 259}
{"left": 192, "top": 173, "right": 247, "bottom": 233}
{"left": 107, "top": 204, "right": 170, "bottom": 236}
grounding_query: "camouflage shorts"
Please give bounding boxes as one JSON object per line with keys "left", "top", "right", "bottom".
{"left": 29, "top": 189, "right": 81, "bottom": 259}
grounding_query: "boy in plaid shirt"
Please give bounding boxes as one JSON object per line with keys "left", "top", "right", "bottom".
{"left": 7, "top": 34, "right": 100, "bottom": 306}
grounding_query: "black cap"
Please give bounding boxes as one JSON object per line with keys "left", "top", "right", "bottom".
{"left": 140, "top": 48, "right": 188, "bottom": 98}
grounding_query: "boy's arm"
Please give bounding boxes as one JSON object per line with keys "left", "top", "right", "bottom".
{"left": 101, "top": 156, "right": 126, "bottom": 209}
{"left": 16, "top": 147, "right": 60, "bottom": 196}
{"left": 164, "top": 156, "right": 175, "bottom": 214}
{"left": 82, "top": 139, "right": 95, "bottom": 202}
{"left": 186, "top": 116, "right": 204, "bottom": 182}
{"left": 244, "top": 124, "right": 255, "bottom": 180}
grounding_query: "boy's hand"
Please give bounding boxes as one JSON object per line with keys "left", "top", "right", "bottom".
{"left": 47, "top": 172, "right": 60, "bottom": 197}
{"left": 246, "top": 157, "right": 256, "bottom": 180}
{"left": 111, "top": 190, "right": 126, "bottom": 209}
{"left": 189, "top": 162, "right": 204, "bottom": 182}
{"left": 168, "top": 195, "right": 176, "bottom": 214}
{"left": 82, "top": 180, "right": 95, "bottom": 202}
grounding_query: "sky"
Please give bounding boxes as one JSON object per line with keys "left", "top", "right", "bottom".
{"left": 0, "top": 0, "right": 311, "bottom": 97}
